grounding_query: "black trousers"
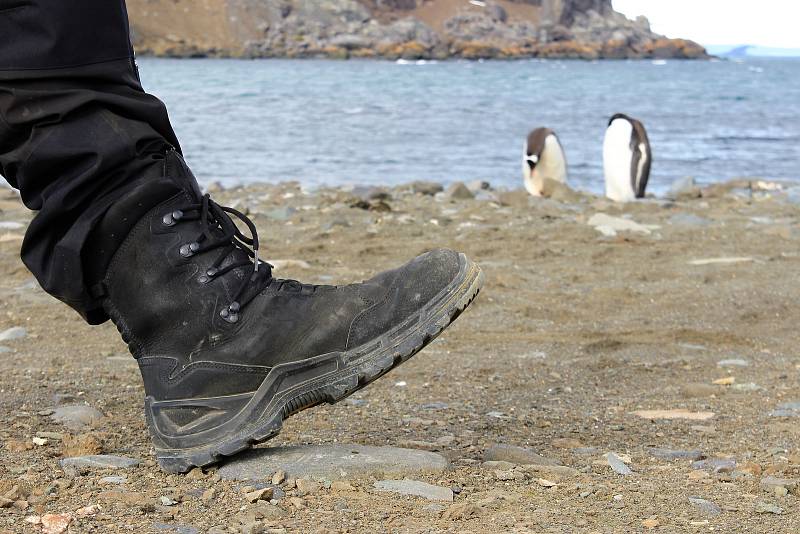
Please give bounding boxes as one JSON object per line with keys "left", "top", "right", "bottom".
{"left": 0, "top": 0, "right": 182, "bottom": 323}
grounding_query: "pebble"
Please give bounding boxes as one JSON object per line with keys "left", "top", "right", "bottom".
{"left": 410, "top": 181, "right": 444, "bottom": 196}
{"left": 0, "top": 327, "right": 27, "bottom": 342}
{"left": 40, "top": 513, "right": 72, "bottom": 534}
{"left": 688, "top": 497, "right": 721, "bottom": 516}
{"left": 295, "top": 479, "right": 320, "bottom": 495}
{"left": 647, "top": 448, "right": 704, "bottom": 461}
{"left": 483, "top": 444, "right": 560, "bottom": 466}
{"left": 218, "top": 444, "right": 448, "bottom": 481}
{"left": 160, "top": 496, "right": 178, "bottom": 506}
{"left": 769, "top": 402, "right": 800, "bottom": 417}
{"left": 691, "top": 458, "right": 736, "bottom": 473}
{"left": 271, "top": 470, "right": 286, "bottom": 485}
{"left": 732, "top": 382, "right": 763, "bottom": 392}
{"left": 551, "top": 438, "right": 584, "bottom": 449}
{"left": 631, "top": 409, "right": 715, "bottom": 421}
{"left": 605, "top": 453, "right": 633, "bottom": 476}
{"left": 99, "top": 476, "right": 127, "bottom": 485}
{"left": 374, "top": 480, "right": 454, "bottom": 502}
{"left": 60, "top": 455, "right": 141, "bottom": 470}
{"left": 754, "top": 501, "right": 783, "bottom": 515}
{"left": 443, "top": 182, "right": 475, "bottom": 201}
{"left": 668, "top": 213, "right": 710, "bottom": 227}
{"left": 588, "top": 213, "right": 659, "bottom": 237}
{"left": 760, "top": 476, "right": 797, "bottom": 495}
{"left": 50, "top": 404, "right": 104, "bottom": 430}
{"left": 0, "top": 345, "right": 11, "bottom": 353}
{"left": 717, "top": 358, "right": 749, "bottom": 367}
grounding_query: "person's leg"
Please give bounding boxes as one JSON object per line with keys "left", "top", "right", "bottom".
{"left": 0, "top": 0, "right": 181, "bottom": 323}
{"left": 1, "top": 0, "right": 484, "bottom": 473}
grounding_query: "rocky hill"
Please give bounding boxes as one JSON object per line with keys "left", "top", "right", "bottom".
{"left": 128, "top": 0, "right": 708, "bottom": 59}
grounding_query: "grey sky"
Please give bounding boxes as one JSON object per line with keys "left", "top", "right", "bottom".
{"left": 613, "top": 0, "right": 799, "bottom": 48}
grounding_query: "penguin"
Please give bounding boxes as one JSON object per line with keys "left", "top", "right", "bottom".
{"left": 603, "top": 113, "right": 652, "bottom": 202}
{"left": 523, "top": 128, "right": 568, "bottom": 197}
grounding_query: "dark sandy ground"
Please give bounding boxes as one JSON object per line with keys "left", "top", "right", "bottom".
{"left": 1, "top": 178, "right": 799, "bottom": 533}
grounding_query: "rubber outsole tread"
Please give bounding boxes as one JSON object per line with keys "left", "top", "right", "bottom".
{"left": 156, "top": 260, "right": 484, "bottom": 473}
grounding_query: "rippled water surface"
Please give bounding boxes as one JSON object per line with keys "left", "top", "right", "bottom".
{"left": 139, "top": 57, "right": 800, "bottom": 193}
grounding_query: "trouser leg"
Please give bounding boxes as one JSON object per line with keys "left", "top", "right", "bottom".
{"left": 0, "top": 0, "right": 183, "bottom": 323}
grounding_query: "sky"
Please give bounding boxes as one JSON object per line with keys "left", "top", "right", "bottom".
{"left": 613, "top": 0, "right": 800, "bottom": 49}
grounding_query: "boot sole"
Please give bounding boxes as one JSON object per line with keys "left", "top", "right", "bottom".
{"left": 149, "top": 253, "right": 484, "bottom": 473}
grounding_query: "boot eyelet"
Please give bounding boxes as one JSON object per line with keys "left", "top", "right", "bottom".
{"left": 179, "top": 242, "right": 200, "bottom": 258}
{"left": 220, "top": 306, "right": 239, "bottom": 324}
{"left": 162, "top": 210, "right": 184, "bottom": 227}
{"left": 198, "top": 275, "right": 210, "bottom": 284}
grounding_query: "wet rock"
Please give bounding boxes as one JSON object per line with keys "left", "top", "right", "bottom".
{"left": 50, "top": 405, "right": 104, "bottom": 430}
{"left": 410, "top": 181, "right": 444, "bottom": 196}
{"left": 443, "top": 182, "right": 474, "bottom": 201}
{"left": 691, "top": 458, "right": 735, "bottom": 473}
{"left": 605, "top": 453, "right": 633, "bottom": 476}
{"left": 374, "top": 480, "right": 453, "bottom": 502}
{"left": 688, "top": 496, "right": 721, "bottom": 516}
{"left": 0, "top": 327, "right": 26, "bottom": 342}
{"left": 60, "top": 455, "right": 140, "bottom": 470}
{"left": 218, "top": 444, "right": 447, "bottom": 481}
{"left": 647, "top": 448, "right": 704, "bottom": 461}
{"left": 484, "top": 444, "right": 560, "bottom": 466}
{"left": 769, "top": 402, "right": 800, "bottom": 417}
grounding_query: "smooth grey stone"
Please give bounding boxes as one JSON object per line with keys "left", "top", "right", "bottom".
{"left": 648, "top": 448, "right": 704, "bottom": 461}
{"left": 755, "top": 502, "right": 784, "bottom": 515}
{"left": 374, "top": 480, "right": 454, "bottom": 501}
{"left": 691, "top": 458, "right": 736, "bottom": 473}
{"left": 717, "top": 359, "right": 749, "bottom": 367}
{"left": 769, "top": 402, "right": 800, "bottom": 417}
{"left": 668, "top": 213, "right": 711, "bottom": 227}
{"left": 465, "top": 180, "right": 491, "bottom": 193}
{"left": 99, "top": 475, "right": 127, "bottom": 485}
{"left": 50, "top": 404, "right": 104, "bottom": 430}
{"left": 152, "top": 523, "right": 200, "bottom": 534}
{"left": 606, "top": 453, "right": 633, "bottom": 476}
{"left": 60, "top": 455, "right": 141, "bottom": 470}
{"left": 484, "top": 444, "right": 560, "bottom": 466}
{"left": 218, "top": 444, "right": 448, "bottom": 481}
{"left": 688, "top": 496, "right": 721, "bottom": 516}
{"left": 0, "top": 327, "right": 26, "bottom": 342}
{"left": 419, "top": 402, "right": 449, "bottom": 411}
{"left": 263, "top": 207, "right": 296, "bottom": 221}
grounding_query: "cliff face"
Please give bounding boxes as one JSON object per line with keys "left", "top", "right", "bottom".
{"left": 128, "top": 0, "right": 708, "bottom": 60}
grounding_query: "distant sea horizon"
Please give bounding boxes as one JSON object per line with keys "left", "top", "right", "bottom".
{"left": 139, "top": 56, "right": 800, "bottom": 195}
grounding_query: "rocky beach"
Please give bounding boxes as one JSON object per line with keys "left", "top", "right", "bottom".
{"left": 1, "top": 176, "right": 799, "bottom": 532}
{"left": 127, "top": 0, "right": 708, "bottom": 60}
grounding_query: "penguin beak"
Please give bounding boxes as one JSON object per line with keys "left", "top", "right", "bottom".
{"left": 526, "top": 155, "right": 539, "bottom": 171}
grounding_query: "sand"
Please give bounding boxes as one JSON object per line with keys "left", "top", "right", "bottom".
{"left": 0, "top": 178, "right": 798, "bottom": 533}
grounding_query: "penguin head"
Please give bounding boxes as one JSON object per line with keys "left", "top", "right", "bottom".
{"left": 525, "top": 153, "right": 540, "bottom": 171}
{"left": 608, "top": 113, "right": 633, "bottom": 126}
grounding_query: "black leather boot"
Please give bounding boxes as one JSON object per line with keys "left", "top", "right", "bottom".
{"left": 90, "top": 152, "right": 484, "bottom": 473}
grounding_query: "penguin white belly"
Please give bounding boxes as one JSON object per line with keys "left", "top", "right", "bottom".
{"left": 526, "top": 135, "right": 567, "bottom": 196}
{"left": 604, "top": 120, "right": 635, "bottom": 202}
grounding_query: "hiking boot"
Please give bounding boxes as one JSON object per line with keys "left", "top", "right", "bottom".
{"left": 90, "top": 152, "right": 484, "bottom": 473}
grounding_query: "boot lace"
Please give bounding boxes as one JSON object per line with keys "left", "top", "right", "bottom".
{"left": 163, "top": 194, "right": 273, "bottom": 324}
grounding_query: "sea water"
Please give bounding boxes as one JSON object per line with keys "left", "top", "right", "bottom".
{"left": 139, "top": 57, "right": 800, "bottom": 194}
